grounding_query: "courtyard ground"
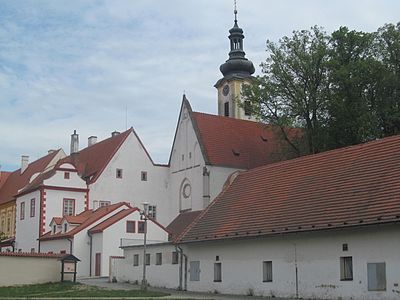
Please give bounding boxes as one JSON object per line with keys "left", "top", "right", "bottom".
{"left": 78, "top": 277, "right": 296, "bottom": 299}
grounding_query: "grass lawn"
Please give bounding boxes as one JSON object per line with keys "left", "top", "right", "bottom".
{"left": 0, "top": 282, "right": 169, "bottom": 298}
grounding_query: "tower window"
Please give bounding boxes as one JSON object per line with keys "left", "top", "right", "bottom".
{"left": 116, "top": 169, "right": 123, "bottom": 179}
{"left": 224, "top": 102, "right": 230, "bottom": 117}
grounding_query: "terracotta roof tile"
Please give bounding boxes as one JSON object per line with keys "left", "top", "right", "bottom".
{"left": 60, "top": 129, "right": 132, "bottom": 183}
{"left": 89, "top": 208, "right": 138, "bottom": 234}
{"left": 0, "top": 171, "right": 11, "bottom": 190}
{"left": 40, "top": 202, "right": 130, "bottom": 241}
{"left": 0, "top": 150, "right": 62, "bottom": 205}
{"left": 166, "top": 210, "right": 202, "bottom": 240}
{"left": 191, "top": 112, "right": 301, "bottom": 169}
{"left": 179, "top": 135, "right": 400, "bottom": 243}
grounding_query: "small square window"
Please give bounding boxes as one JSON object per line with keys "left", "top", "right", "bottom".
{"left": 156, "top": 253, "right": 162, "bottom": 265}
{"left": 126, "top": 221, "right": 136, "bottom": 233}
{"left": 64, "top": 172, "right": 70, "bottom": 179}
{"left": 145, "top": 253, "right": 150, "bottom": 265}
{"left": 263, "top": 261, "right": 273, "bottom": 282}
{"left": 138, "top": 221, "right": 145, "bottom": 233}
{"left": 342, "top": 243, "right": 348, "bottom": 251}
{"left": 340, "top": 256, "right": 353, "bottom": 281}
{"left": 133, "top": 254, "right": 139, "bottom": 266}
{"left": 148, "top": 205, "right": 156, "bottom": 220}
{"left": 116, "top": 169, "right": 123, "bottom": 179}
{"left": 172, "top": 251, "right": 179, "bottom": 265}
{"left": 141, "top": 171, "right": 147, "bottom": 181}
{"left": 214, "top": 262, "right": 222, "bottom": 282}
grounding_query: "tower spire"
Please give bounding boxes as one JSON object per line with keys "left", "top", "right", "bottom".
{"left": 234, "top": 0, "right": 238, "bottom": 24}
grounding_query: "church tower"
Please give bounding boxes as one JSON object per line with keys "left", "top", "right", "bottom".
{"left": 215, "top": 5, "right": 255, "bottom": 120}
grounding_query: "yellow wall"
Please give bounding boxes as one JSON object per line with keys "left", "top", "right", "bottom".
{"left": 0, "top": 201, "right": 16, "bottom": 238}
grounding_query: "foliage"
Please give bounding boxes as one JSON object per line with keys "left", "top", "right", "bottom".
{"left": 243, "top": 22, "right": 400, "bottom": 155}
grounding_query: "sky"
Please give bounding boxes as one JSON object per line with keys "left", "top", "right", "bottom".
{"left": 1, "top": 0, "right": 399, "bottom": 171}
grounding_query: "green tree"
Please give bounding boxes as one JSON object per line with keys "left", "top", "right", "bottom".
{"left": 326, "top": 27, "right": 380, "bottom": 149}
{"left": 243, "top": 26, "right": 330, "bottom": 154}
{"left": 374, "top": 23, "right": 400, "bottom": 136}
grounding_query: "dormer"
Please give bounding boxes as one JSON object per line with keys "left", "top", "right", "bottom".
{"left": 49, "top": 217, "right": 63, "bottom": 235}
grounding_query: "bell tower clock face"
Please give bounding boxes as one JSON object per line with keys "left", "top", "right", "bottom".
{"left": 222, "top": 84, "right": 230, "bottom": 96}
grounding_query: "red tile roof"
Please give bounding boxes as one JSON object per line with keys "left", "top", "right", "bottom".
{"left": 191, "top": 112, "right": 301, "bottom": 169}
{"left": 178, "top": 135, "right": 400, "bottom": 243}
{"left": 167, "top": 210, "right": 202, "bottom": 240}
{"left": 60, "top": 129, "right": 132, "bottom": 184}
{"left": 40, "top": 202, "right": 130, "bottom": 241}
{"left": 51, "top": 217, "right": 63, "bottom": 225}
{"left": 0, "top": 150, "right": 62, "bottom": 205}
{"left": 89, "top": 208, "right": 138, "bottom": 234}
{"left": 0, "top": 171, "right": 11, "bottom": 190}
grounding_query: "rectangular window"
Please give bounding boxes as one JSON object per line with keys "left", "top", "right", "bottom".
{"left": 126, "top": 221, "right": 136, "bottom": 233}
{"left": 368, "top": 262, "right": 386, "bottom": 291}
{"left": 133, "top": 254, "right": 139, "bottom": 266}
{"left": 64, "top": 172, "right": 70, "bottom": 179}
{"left": 64, "top": 223, "right": 68, "bottom": 232}
{"left": 30, "top": 198, "right": 35, "bottom": 217}
{"left": 145, "top": 253, "right": 150, "bottom": 266}
{"left": 224, "top": 102, "right": 229, "bottom": 117}
{"left": 116, "top": 168, "right": 123, "bottom": 179}
{"left": 156, "top": 253, "right": 162, "bottom": 265}
{"left": 214, "top": 262, "right": 222, "bottom": 282}
{"left": 263, "top": 261, "right": 273, "bottom": 282}
{"left": 141, "top": 171, "right": 147, "bottom": 181}
{"left": 172, "top": 251, "right": 179, "bottom": 265}
{"left": 20, "top": 202, "right": 25, "bottom": 220}
{"left": 244, "top": 100, "right": 251, "bottom": 116}
{"left": 7, "top": 218, "right": 10, "bottom": 232}
{"left": 138, "top": 221, "right": 145, "bottom": 233}
{"left": 99, "top": 201, "right": 111, "bottom": 207}
{"left": 148, "top": 205, "right": 157, "bottom": 220}
{"left": 340, "top": 256, "right": 353, "bottom": 281}
{"left": 60, "top": 250, "right": 66, "bottom": 254}
{"left": 53, "top": 225, "right": 57, "bottom": 234}
{"left": 63, "top": 199, "right": 75, "bottom": 216}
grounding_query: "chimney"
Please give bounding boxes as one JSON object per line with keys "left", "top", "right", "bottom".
{"left": 88, "top": 136, "right": 97, "bottom": 147}
{"left": 21, "top": 155, "right": 29, "bottom": 173}
{"left": 111, "top": 131, "right": 120, "bottom": 137}
{"left": 70, "top": 130, "right": 79, "bottom": 154}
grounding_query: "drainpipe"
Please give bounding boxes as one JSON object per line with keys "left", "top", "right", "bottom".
{"left": 175, "top": 245, "right": 188, "bottom": 291}
{"left": 88, "top": 232, "right": 93, "bottom": 277}
{"left": 294, "top": 243, "right": 299, "bottom": 299}
{"left": 67, "top": 238, "right": 73, "bottom": 254}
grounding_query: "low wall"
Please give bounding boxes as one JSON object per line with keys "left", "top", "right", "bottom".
{"left": 0, "top": 252, "right": 64, "bottom": 286}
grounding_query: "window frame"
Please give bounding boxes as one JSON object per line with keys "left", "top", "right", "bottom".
{"left": 63, "top": 198, "right": 75, "bottom": 216}
{"left": 214, "top": 262, "right": 222, "bottom": 282}
{"left": 30, "top": 198, "right": 35, "bottom": 218}
{"left": 116, "top": 168, "right": 123, "bottom": 179}
{"left": 133, "top": 254, "right": 139, "bottom": 266}
{"left": 138, "top": 221, "right": 145, "bottom": 233}
{"left": 340, "top": 256, "right": 353, "bottom": 281}
{"left": 367, "top": 262, "right": 386, "bottom": 291}
{"left": 172, "top": 251, "right": 179, "bottom": 265}
{"left": 263, "top": 261, "right": 273, "bottom": 282}
{"left": 156, "top": 253, "right": 162, "bottom": 265}
{"left": 20, "top": 202, "right": 25, "bottom": 220}
{"left": 141, "top": 171, "right": 147, "bottom": 181}
{"left": 145, "top": 253, "right": 150, "bottom": 266}
{"left": 64, "top": 172, "right": 70, "bottom": 179}
{"left": 126, "top": 221, "right": 136, "bottom": 233}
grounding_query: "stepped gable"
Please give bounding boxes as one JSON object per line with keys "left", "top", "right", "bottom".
{"left": 61, "top": 128, "right": 132, "bottom": 183}
{"left": 0, "top": 150, "right": 62, "bottom": 205}
{"left": 178, "top": 135, "right": 400, "bottom": 243}
{"left": 191, "top": 111, "right": 301, "bottom": 169}
{"left": 40, "top": 202, "right": 130, "bottom": 241}
{"left": 167, "top": 210, "right": 202, "bottom": 240}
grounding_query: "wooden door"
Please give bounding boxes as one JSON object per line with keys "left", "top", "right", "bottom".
{"left": 95, "top": 253, "right": 101, "bottom": 276}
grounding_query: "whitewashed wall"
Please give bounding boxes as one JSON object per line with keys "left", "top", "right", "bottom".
{"left": 182, "top": 224, "right": 400, "bottom": 300}
{"left": 40, "top": 239, "right": 70, "bottom": 254}
{"left": 97, "top": 210, "right": 170, "bottom": 277}
{"left": 15, "top": 190, "right": 41, "bottom": 252}
{"left": 116, "top": 243, "right": 180, "bottom": 289}
{"left": 88, "top": 133, "right": 170, "bottom": 225}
